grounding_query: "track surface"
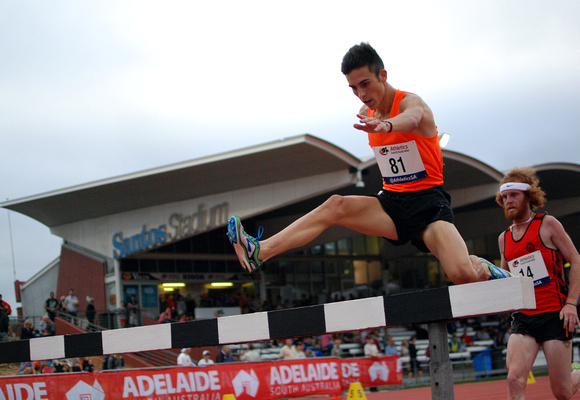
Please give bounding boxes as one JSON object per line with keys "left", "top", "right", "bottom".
{"left": 298, "top": 375, "right": 580, "bottom": 399}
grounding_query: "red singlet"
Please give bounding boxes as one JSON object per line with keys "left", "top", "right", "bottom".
{"left": 503, "top": 213, "right": 567, "bottom": 315}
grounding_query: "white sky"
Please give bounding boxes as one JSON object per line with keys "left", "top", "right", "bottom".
{"left": 1, "top": 0, "right": 579, "bottom": 309}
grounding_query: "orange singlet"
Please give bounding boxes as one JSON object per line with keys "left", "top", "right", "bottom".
{"left": 368, "top": 90, "right": 444, "bottom": 192}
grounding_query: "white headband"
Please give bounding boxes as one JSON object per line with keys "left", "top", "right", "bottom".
{"left": 500, "top": 182, "right": 531, "bottom": 193}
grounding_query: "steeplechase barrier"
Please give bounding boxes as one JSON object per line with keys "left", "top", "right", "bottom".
{"left": 1, "top": 277, "right": 535, "bottom": 399}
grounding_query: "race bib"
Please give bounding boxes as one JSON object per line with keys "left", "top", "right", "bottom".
{"left": 508, "top": 250, "right": 551, "bottom": 287}
{"left": 373, "top": 140, "right": 427, "bottom": 185}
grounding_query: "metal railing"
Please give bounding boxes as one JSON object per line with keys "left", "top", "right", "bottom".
{"left": 9, "top": 311, "right": 180, "bottom": 367}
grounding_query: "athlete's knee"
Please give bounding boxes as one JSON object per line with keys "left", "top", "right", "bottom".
{"left": 445, "top": 260, "right": 478, "bottom": 285}
{"left": 552, "top": 389, "right": 572, "bottom": 400}
{"left": 507, "top": 370, "right": 527, "bottom": 396}
{"left": 551, "top": 383, "right": 573, "bottom": 400}
{"left": 321, "top": 195, "right": 349, "bottom": 220}
{"left": 448, "top": 271, "right": 475, "bottom": 285}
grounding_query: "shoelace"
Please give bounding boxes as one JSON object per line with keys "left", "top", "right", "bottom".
{"left": 256, "top": 226, "right": 264, "bottom": 242}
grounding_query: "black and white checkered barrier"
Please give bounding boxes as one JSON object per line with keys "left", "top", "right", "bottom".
{"left": 1, "top": 277, "right": 534, "bottom": 363}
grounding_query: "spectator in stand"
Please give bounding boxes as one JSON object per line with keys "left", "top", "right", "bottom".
{"left": 20, "top": 320, "right": 38, "bottom": 340}
{"left": 399, "top": 338, "right": 411, "bottom": 378}
{"left": 177, "top": 348, "right": 195, "bottom": 366}
{"left": 32, "top": 361, "right": 45, "bottom": 374}
{"left": 240, "top": 343, "right": 261, "bottom": 362}
{"left": 216, "top": 345, "right": 234, "bottom": 363}
{"left": 185, "top": 294, "right": 197, "bottom": 318}
{"left": 41, "top": 315, "right": 56, "bottom": 336}
{"left": 59, "top": 296, "right": 66, "bottom": 314}
{"left": 176, "top": 295, "right": 187, "bottom": 317}
{"left": 330, "top": 338, "right": 342, "bottom": 358}
{"left": 408, "top": 336, "right": 423, "bottom": 380}
{"left": 364, "top": 335, "right": 381, "bottom": 358}
{"left": 247, "top": 294, "right": 262, "bottom": 313}
{"left": 198, "top": 350, "right": 214, "bottom": 366}
{"left": 85, "top": 296, "right": 96, "bottom": 325}
{"left": 362, "top": 330, "right": 381, "bottom": 351}
{"left": 475, "top": 326, "right": 491, "bottom": 341}
{"left": 341, "top": 331, "right": 356, "bottom": 344}
{"left": 320, "top": 333, "right": 333, "bottom": 354}
{"left": 303, "top": 337, "right": 315, "bottom": 352}
{"left": 447, "top": 321, "right": 457, "bottom": 335}
{"left": 0, "top": 294, "right": 12, "bottom": 315}
{"left": 400, "top": 339, "right": 410, "bottom": 357}
{"left": 279, "top": 338, "right": 298, "bottom": 360}
{"left": 164, "top": 294, "right": 177, "bottom": 319}
{"left": 501, "top": 327, "right": 512, "bottom": 348}
{"left": 18, "top": 361, "right": 35, "bottom": 375}
{"left": 384, "top": 335, "right": 399, "bottom": 356}
{"left": 101, "top": 355, "right": 124, "bottom": 370}
{"left": 63, "top": 289, "right": 79, "bottom": 318}
{"left": 44, "top": 292, "right": 59, "bottom": 321}
{"left": 158, "top": 307, "right": 173, "bottom": 323}
{"left": 364, "top": 333, "right": 382, "bottom": 393}
{"left": 295, "top": 342, "right": 307, "bottom": 359}
{"left": 449, "top": 333, "right": 461, "bottom": 353}
{"left": 117, "top": 301, "right": 127, "bottom": 328}
{"left": 82, "top": 357, "right": 94, "bottom": 372}
{"left": 127, "top": 295, "right": 140, "bottom": 327}
{"left": 0, "top": 306, "right": 14, "bottom": 342}
{"left": 413, "top": 324, "right": 429, "bottom": 340}
{"left": 313, "top": 343, "right": 324, "bottom": 357}
{"left": 69, "top": 357, "right": 82, "bottom": 372}
{"left": 42, "top": 361, "right": 53, "bottom": 374}
{"left": 460, "top": 328, "right": 474, "bottom": 346}
{"left": 52, "top": 359, "right": 67, "bottom": 373}
{"left": 370, "top": 330, "right": 383, "bottom": 352}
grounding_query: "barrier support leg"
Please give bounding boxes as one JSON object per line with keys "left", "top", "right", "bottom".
{"left": 428, "top": 322, "right": 454, "bottom": 400}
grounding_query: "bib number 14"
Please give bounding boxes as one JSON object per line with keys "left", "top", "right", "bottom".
{"left": 518, "top": 266, "right": 534, "bottom": 279}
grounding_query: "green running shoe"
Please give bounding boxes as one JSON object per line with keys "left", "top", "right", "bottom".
{"left": 480, "top": 258, "right": 513, "bottom": 280}
{"left": 227, "top": 216, "right": 264, "bottom": 273}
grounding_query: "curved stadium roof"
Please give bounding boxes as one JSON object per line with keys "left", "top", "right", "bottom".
{"left": 2, "top": 135, "right": 579, "bottom": 231}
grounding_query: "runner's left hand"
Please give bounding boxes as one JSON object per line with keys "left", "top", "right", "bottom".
{"left": 560, "top": 303, "right": 580, "bottom": 333}
{"left": 354, "top": 114, "right": 390, "bottom": 133}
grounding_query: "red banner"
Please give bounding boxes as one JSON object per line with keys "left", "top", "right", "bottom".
{"left": 0, "top": 356, "right": 402, "bottom": 400}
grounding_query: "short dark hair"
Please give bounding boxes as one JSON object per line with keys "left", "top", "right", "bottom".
{"left": 341, "top": 42, "right": 384, "bottom": 77}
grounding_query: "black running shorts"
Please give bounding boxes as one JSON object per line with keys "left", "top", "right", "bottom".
{"left": 511, "top": 311, "right": 570, "bottom": 343}
{"left": 372, "top": 185, "right": 454, "bottom": 253}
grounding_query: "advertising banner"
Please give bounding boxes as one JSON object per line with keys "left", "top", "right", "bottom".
{"left": 0, "top": 356, "right": 401, "bottom": 400}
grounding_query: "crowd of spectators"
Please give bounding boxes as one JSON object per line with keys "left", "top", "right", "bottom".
{"left": 4, "top": 286, "right": 516, "bottom": 376}
{"left": 1, "top": 288, "right": 105, "bottom": 344}
{"left": 41, "top": 289, "right": 93, "bottom": 330}
{"left": 182, "top": 313, "right": 514, "bottom": 368}
{"left": 115, "top": 295, "right": 140, "bottom": 328}
{"left": 17, "top": 356, "right": 96, "bottom": 375}
{"left": 155, "top": 288, "right": 515, "bottom": 372}
{"left": 156, "top": 293, "right": 196, "bottom": 323}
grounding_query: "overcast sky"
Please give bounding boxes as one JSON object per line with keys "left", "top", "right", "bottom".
{"left": 1, "top": 0, "right": 579, "bottom": 310}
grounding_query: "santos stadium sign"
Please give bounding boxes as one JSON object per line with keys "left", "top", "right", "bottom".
{"left": 112, "top": 202, "right": 229, "bottom": 259}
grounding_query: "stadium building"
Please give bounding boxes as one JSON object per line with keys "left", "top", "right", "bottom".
{"left": 3, "top": 135, "right": 580, "bottom": 322}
